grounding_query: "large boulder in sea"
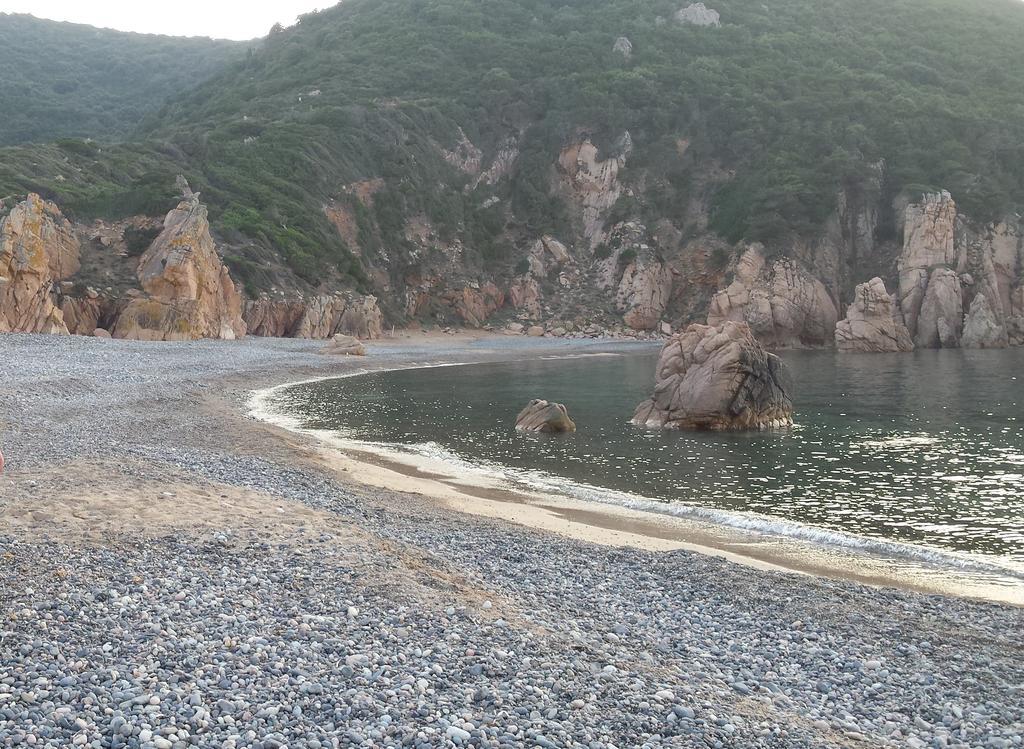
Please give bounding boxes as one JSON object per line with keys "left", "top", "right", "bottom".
{"left": 515, "top": 400, "right": 577, "bottom": 433}
{"left": 0, "top": 193, "right": 81, "bottom": 334}
{"left": 632, "top": 321, "right": 793, "bottom": 431}
{"left": 113, "top": 189, "right": 247, "bottom": 341}
{"left": 835, "top": 277, "right": 914, "bottom": 353}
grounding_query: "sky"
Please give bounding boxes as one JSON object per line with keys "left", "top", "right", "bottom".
{"left": 0, "top": 0, "right": 329, "bottom": 40}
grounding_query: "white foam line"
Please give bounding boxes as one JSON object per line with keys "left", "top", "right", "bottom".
{"left": 250, "top": 360, "right": 1024, "bottom": 586}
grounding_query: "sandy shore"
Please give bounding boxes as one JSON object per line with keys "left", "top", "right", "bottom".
{"left": 1, "top": 331, "right": 1022, "bottom": 748}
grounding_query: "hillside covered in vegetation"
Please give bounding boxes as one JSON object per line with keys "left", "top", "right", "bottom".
{"left": 0, "top": 13, "right": 245, "bottom": 146}
{"left": 1, "top": 0, "right": 1023, "bottom": 322}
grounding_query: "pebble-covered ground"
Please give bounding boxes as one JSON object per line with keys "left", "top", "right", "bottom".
{"left": 1, "top": 334, "right": 1021, "bottom": 749}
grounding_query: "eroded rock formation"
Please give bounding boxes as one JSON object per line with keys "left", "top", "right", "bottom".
{"left": 0, "top": 194, "right": 80, "bottom": 334}
{"left": 962, "top": 293, "right": 1008, "bottom": 349}
{"left": 632, "top": 321, "right": 793, "bottom": 431}
{"left": 835, "top": 278, "right": 913, "bottom": 353}
{"left": 113, "top": 193, "right": 246, "bottom": 341}
{"left": 707, "top": 245, "right": 837, "bottom": 348}
{"left": 897, "top": 191, "right": 960, "bottom": 341}
{"left": 596, "top": 223, "right": 672, "bottom": 331}
{"left": 319, "top": 333, "right": 366, "bottom": 356}
{"left": 558, "top": 138, "right": 628, "bottom": 246}
{"left": 243, "top": 294, "right": 384, "bottom": 339}
{"left": 515, "top": 400, "right": 577, "bottom": 433}
{"left": 914, "top": 268, "right": 963, "bottom": 349}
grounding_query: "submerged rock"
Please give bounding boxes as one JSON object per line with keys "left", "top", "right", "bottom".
{"left": 515, "top": 400, "right": 577, "bottom": 433}
{"left": 835, "top": 277, "right": 914, "bottom": 353}
{"left": 632, "top": 321, "right": 793, "bottom": 431}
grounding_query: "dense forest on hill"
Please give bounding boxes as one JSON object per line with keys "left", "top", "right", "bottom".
{"left": 1, "top": 0, "right": 1023, "bottom": 293}
{"left": 0, "top": 13, "right": 245, "bottom": 146}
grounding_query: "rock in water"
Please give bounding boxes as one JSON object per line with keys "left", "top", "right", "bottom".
{"left": 515, "top": 400, "right": 577, "bottom": 433}
{"left": 0, "top": 193, "right": 80, "bottom": 334}
{"left": 962, "top": 293, "right": 1009, "bottom": 349}
{"left": 632, "top": 321, "right": 793, "bottom": 431}
{"left": 113, "top": 189, "right": 247, "bottom": 341}
{"left": 835, "top": 278, "right": 914, "bottom": 353}
{"left": 319, "top": 333, "right": 366, "bottom": 356}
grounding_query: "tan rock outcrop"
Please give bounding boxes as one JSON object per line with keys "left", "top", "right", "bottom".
{"left": 60, "top": 295, "right": 122, "bottom": 336}
{"left": 914, "top": 268, "right": 963, "bottom": 348}
{"left": 595, "top": 223, "right": 673, "bottom": 332}
{"left": 243, "top": 297, "right": 307, "bottom": 338}
{"left": 515, "top": 400, "right": 576, "bottom": 433}
{"left": 509, "top": 276, "right": 542, "bottom": 318}
{"left": 0, "top": 194, "right": 80, "bottom": 334}
{"left": 632, "top": 321, "right": 793, "bottom": 431}
{"left": 962, "top": 293, "right": 1008, "bottom": 349}
{"left": 835, "top": 278, "right": 913, "bottom": 353}
{"left": 445, "top": 283, "right": 505, "bottom": 327}
{"left": 244, "top": 294, "right": 383, "bottom": 339}
{"left": 987, "top": 220, "right": 1022, "bottom": 317}
{"left": 707, "top": 245, "right": 837, "bottom": 348}
{"left": 558, "top": 138, "right": 628, "bottom": 246}
{"left": 616, "top": 250, "right": 672, "bottom": 331}
{"left": 319, "top": 333, "right": 366, "bottom": 356}
{"left": 113, "top": 194, "right": 246, "bottom": 341}
{"left": 898, "top": 191, "right": 960, "bottom": 339}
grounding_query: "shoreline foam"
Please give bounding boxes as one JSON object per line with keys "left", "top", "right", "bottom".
{"left": 249, "top": 356, "right": 1024, "bottom": 606}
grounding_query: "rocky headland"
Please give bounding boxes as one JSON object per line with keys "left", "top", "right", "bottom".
{"left": 2, "top": 176, "right": 1020, "bottom": 355}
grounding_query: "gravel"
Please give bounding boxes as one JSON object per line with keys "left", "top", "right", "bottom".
{"left": 1, "top": 333, "right": 1022, "bottom": 748}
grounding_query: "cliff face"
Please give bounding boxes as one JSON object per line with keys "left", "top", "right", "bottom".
{"left": 0, "top": 147, "right": 1020, "bottom": 350}
{"left": 706, "top": 245, "right": 837, "bottom": 348}
{"left": 0, "top": 194, "right": 80, "bottom": 334}
{"left": 0, "top": 188, "right": 383, "bottom": 343}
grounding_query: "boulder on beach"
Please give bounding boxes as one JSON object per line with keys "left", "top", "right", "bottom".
{"left": 515, "top": 399, "right": 577, "bottom": 433}
{"left": 632, "top": 321, "right": 793, "bottom": 431}
{"left": 320, "top": 333, "right": 366, "bottom": 356}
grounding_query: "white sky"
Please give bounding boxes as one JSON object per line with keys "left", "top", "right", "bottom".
{"left": 0, "top": 0, "right": 330, "bottom": 40}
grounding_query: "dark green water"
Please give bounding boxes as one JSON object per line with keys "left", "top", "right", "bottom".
{"left": 276, "top": 349, "right": 1024, "bottom": 567}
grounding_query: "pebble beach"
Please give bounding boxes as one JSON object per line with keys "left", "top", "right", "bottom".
{"left": 1, "top": 333, "right": 1022, "bottom": 749}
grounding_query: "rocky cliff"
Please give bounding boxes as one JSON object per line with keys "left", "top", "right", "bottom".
{"left": 0, "top": 188, "right": 383, "bottom": 343}
{"left": 706, "top": 245, "right": 837, "bottom": 348}
{"left": 0, "top": 194, "right": 80, "bottom": 334}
